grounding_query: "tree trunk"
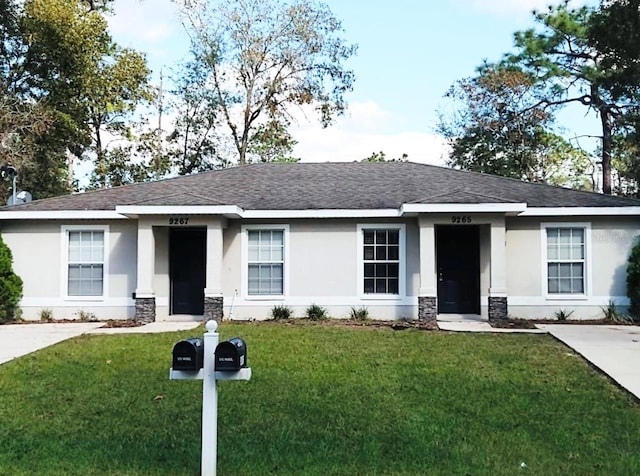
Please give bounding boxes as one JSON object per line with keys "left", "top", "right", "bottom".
{"left": 601, "top": 107, "right": 612, "bottom": 195}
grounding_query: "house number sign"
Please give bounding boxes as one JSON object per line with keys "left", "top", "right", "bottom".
{"left": 168, "top": 217, "right": 190, "bottom": 225}
{"left": 451, "top": 216, "right": 472, "bottom": 224}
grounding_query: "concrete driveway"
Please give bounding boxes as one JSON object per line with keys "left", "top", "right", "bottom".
{"left": 538, "top": 324, "right": 640, "bottom": 400}
{"left": 0, "top": 321, "right": 202, "bottom": 365}
{"left": 0, "top": 322, "right": 103, "bottom": 365}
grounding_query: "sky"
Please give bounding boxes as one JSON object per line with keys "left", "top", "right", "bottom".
{"left": 107, "top": 0, "right": 598, "bottom": 168}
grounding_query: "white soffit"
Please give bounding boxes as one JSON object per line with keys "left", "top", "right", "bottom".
{"left": 0, "top": 210, "right": 126, "bottom": 220}
{"left": 519, "top": 207, "right": 640, "bottom": 216}
{"left": 401, "top": 203, "right": 528, "bottom": 214}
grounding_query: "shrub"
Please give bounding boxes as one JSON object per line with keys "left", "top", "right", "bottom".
{"left": 554, "top": 309, "right": 573, "bottom": 321}
{"left": 0, "top": 233, "right": 23, "bottom": 322}
{"left": 626, "top": 238, "right": 640, "bottom": 320}
{"left": 40, "top": 308, "right": 54, "bottom": 322}
{"left": 76, "top": 310, "right": 97, "bottom": 322}
{"left": 349, "top": 306, "right": 369, "bottom": 321}
{"left": 270, "top": 305, "right": 293, "bottom": 320}
{"left": 305, "top": 303, "right": 327, "bottom": 321}
{"left": 601, "top": 300, "right": 632, "bottom": 323}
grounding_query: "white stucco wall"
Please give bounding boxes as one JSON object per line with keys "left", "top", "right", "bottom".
{"left": 222, "top": 218, "right": 420, "bottom": 320}
{"left": 1, "top": 219, "right": 137, "bottom": 320}
{"left": 506, "top": 216, "right": 640, "bottom": 319}
{"left": 2, "top": 212, "right": 637, "bottom": 322}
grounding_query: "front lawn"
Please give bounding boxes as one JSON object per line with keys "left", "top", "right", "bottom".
{"left": 0, "top": 323, "right": 639, "bottom": 475}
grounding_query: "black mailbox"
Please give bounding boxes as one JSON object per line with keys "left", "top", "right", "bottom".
{"left": 215, "top": 337, "right": 247, "bottom": 371}
{"left": 172, "top": 338, "right": 204, "bottom": 371}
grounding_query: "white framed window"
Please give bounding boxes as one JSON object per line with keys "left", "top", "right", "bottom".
{"left": 242, "top": 225, "right": 289, "bottom": 299}
{"left": 61, "top": 225, "right": 109, "bottom": 299}
{"left": 357, "top": 224, "right": 405, "bottom": 299}
{"left": 542, "top": 223, "right": 590, "bottom": 298}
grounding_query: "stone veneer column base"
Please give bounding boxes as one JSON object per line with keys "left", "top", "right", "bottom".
{"left": 418, "top": 296, "right": 438, "bottom": 324}
{"left": 135, "top": 297, "right": 156, "bottom": 323}
{"left": 488, "top": 296, "right": 508, "bottom": 322}
{"left": 204, "top": 296, "right": 224, "bottom": 322}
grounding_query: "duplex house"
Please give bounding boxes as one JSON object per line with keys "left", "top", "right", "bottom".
{"left": 0, "top": 162, "right": 638, "bottom": 323}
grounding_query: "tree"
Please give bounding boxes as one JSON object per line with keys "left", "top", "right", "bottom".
{"left": 589, "top": 0, "right": 640, "bottom": 196}
{"left": 500, "top": 1, "right": 640, "bottom": 194}
{"left": 362, "top": 151, "right": 408, "bottom": 163}
{"left": 173, "top": 0, "right": 357, "bottom": 167}
{"left": 438, "top": 66, "right": 592, "bottom": 188}
{"left": 0, "top": 233, "right": 23, "bottom": 322}
{"left": 22, "top": 0, "right": 153, "bottom": 189}
{"left": 626, "top": 238, "right": 640, "bottom": 320}
{"left": 167, "top": 58, "right": 224, "bottom": 174}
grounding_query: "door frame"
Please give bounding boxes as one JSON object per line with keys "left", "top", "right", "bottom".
{"left": 435, "top": 224, "right": 481, "bottom": 314}
{"left": 169, "top": 227, "right": 207, "bottom": 315}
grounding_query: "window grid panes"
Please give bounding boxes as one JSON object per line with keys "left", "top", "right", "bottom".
{"left": 363, "top": 228, "right": 400, "bottom": 294}
{"left": 546, "top": 227, "right": 585, "bottom": 295}
{"left": 68, "top": 231, "right": 104, "bottom": 296}
{"left": 248, "top": 229, "right": 284, "bottom": 295}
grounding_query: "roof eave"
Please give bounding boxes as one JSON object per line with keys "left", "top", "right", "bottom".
{"left": 519, "top": 207, "right": 640, "bottom": 216}
{"left": 401, "top": 203, "right": 528, "bottom": 216}
{"left": 0, "top": 210, "right": 127, "bottom": 220}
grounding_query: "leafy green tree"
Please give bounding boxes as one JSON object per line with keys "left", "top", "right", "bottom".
{"left": 626, "top": 238, "right": 640, "bottom": 320}
{"left": 362, "top": 151, "right": 408, "bottom": 163}
{"left": 247, "top": 120, "right": 300, "bottom": 163}
{"left": 173, "top": 0, "right": 357, "bottom": 167}
{"left": 500, "top": 1, "right": 640, "bottom": 194}
{"left": 438, "top": 66, "right": 592, "bottom": 188}
{"left": 22, "top": 0, "right": 153, "bottom": 189}
{"left": 167, "top": 59, "right": 224, "bottom": 174}
{"left": 0, "top": 233, "right": 23, "bottom": 322}
{"left": 589, "top": 0, "right": 640, "bottom": 196}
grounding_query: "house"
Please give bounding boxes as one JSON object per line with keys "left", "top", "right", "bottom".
{"left": 0, "top": 161, "right": 638, "bottom": 323}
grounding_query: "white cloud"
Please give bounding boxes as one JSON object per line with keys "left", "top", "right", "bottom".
{"left": 290, "top": 102, "right": 449, "bottom": 166}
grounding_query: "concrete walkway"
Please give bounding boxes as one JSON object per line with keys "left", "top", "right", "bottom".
{"left": 0, "top": 321, "right": 202, "bottom": 365}
{"left": 538, "top": 324, "right": 640, "bottom": 400}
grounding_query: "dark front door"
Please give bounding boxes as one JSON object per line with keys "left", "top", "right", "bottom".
{"left": 436, "top": 225, "right": 480, "bottom": 314}
{"left": 170, "top": 228, "right": 206, "bottom": 315}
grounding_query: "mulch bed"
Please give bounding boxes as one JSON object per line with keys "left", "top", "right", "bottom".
{"left": 491, "top": 318, "right": 637, "bottom": 329}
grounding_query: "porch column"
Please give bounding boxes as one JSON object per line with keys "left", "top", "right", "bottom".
{"left": 418, "top": 216, "right": 437, "bottom": 324}
{"left": 489, "top": 217, "right": 508, "bottom": 321}
{"left": 135, "top": 219, "right": 156, "bottom": 322}
{"left": 204, "top": 220, "right": 224, "bottom": 321}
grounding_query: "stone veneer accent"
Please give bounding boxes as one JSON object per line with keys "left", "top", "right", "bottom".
{"left": 488, "top": 296, "right": 508, "bottom": 321}
{"left": 418, "top": 296, "right": 437, "bottom": 323}
{"left": 135, "top": 297, "right": 156, "bottom": 323}
{"left": 204, "top": 296, "right": 224, "bottom": 322}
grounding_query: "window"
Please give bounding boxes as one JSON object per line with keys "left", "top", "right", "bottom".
{"left": 359, "top": 225, "right": 404, "bottom": 297}
{"left": 247, "top": 228, "right": 285, "bottom": 296}
{"left": 66, "top": 229, "right": 105, "bottom": 297}
{"left": 546, "top": 227, "right": 586, "bottom": 295}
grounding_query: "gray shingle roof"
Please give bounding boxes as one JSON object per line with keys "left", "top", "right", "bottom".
{"left": 2, "top": 162, "right": 639, "bottom": 212}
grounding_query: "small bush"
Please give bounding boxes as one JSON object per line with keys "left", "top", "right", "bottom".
{"left": 306, "top": 303, "right": 327, "bottom": 321}
{"left": 626, "top": 238, "right": 640, "bottom": 320}
{"left": 601, "top": 300, "right": 632, "bottom": 323}
{"left": 40, "top": 308, "right": 54, "bottom": 322}
{"left": 349, "top": 306, "right": 369, "bottom": 321}
{"left": 270, "top": 305, "right": 293, "bottom": 320}
{"left": 554, "top": 309, "right": 573, "bottom": 321}
{"left": 76, "top": 310, "right": 97, "bottom": 322}
{"left": 0, "top": 233, "right": 23, "bottom": 322}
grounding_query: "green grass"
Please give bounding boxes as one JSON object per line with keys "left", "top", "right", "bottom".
{"left": 0, "top": 323, "right": 639, "bottom": 475}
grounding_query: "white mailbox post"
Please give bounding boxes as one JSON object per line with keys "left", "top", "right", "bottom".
{"left": 169, "top": 320, "right": 252, "bottom": 476}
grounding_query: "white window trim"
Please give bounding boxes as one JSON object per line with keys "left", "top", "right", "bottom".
{"left": 541, "top": 222, "right": 591, "bottom": 301}
{"left": 241, "top": 224, "right": 290, "bottom": 300}
{"left": 60, "top": 225, "right": 109, "bottom": 301}
{"left": 357, "top": 224, "right": 406, "bottom": 300}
